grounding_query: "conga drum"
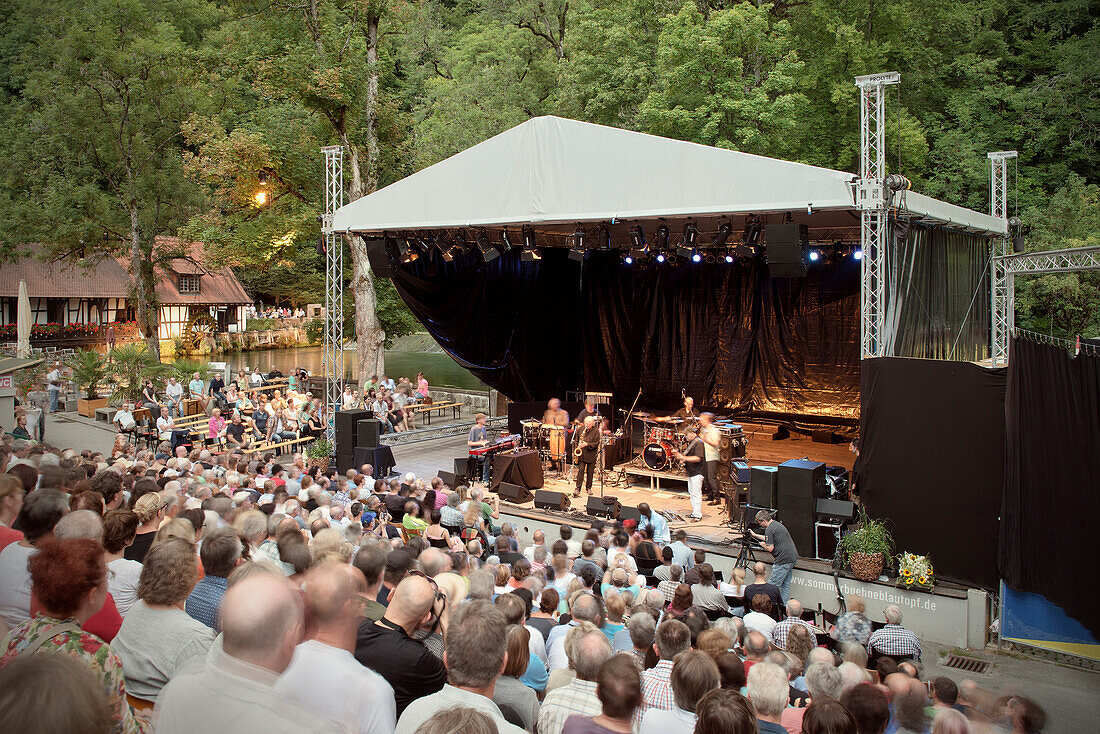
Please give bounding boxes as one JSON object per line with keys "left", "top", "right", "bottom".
{"left": 543, "top": 424, "right": 566, "bottom": 460}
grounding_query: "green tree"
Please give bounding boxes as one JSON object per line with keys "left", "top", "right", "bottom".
{"left": 0, "top": 0, "right": 217, "bottom": 357}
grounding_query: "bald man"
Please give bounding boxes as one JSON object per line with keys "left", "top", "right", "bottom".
{"left": 157, "top": 575, "right": 336, "bottom": 733}
{"left": 355, "top": 574, "right": 447, "bottom": 717}
{"left": 276, "top": 562, "right": 396, "bottom": 734}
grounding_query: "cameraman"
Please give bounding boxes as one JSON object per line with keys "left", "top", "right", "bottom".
{"left": 749, "top": 510, "right": 799, "bottom": 604}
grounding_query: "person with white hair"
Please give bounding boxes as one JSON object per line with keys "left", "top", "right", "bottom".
{"left": 746, "top": 662, "right": 789, "bottom": 734}
{"left": 771, "top": 598, "right": 815, "bottom": 649}
{"left": 867, "top": 604, "right": 923, "bottom": 661}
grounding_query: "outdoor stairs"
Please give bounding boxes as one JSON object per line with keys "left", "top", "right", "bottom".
{"left": 380, "top": 416, "right": 506, "bottom": 446}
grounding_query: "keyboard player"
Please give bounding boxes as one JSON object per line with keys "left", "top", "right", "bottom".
{"left": 467, "top": 413, "right": 492, "bottom": 483}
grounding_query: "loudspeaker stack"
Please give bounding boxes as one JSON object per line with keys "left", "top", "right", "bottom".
{"left": 777, "top": 459, "right": 826, "bottom": 557}
{"left": 335, "top": 409, "right": 370, "bottom": 473}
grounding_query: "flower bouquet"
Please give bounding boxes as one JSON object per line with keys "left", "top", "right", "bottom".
{"left": 897, "top": 552, "right": 934, "bottom": 590}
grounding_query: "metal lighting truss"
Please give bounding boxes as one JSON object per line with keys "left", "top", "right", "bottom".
{"left": 855, "top": 72, "right": 900, "bottom": 358}
{"left": 988, "top": 151, "right": 1017, "bottom": 366}
{"left": 321, "top": 145, "right": 345, "bottom": 444}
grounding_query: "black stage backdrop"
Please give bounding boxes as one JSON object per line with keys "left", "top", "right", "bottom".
{"left": 856, "top": 357, "right": 1005, "bottom": 589}
{"left": 1000, "top": 337, "right": 1100, "bottom": 638}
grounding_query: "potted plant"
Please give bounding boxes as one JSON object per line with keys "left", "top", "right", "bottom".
{"left": 305, "top": 437, "right": 333, "bottom": 472}
{"left": 108, "top": 343, "right": 169, "bottom": 407}
{"left": 69, "top": 350, "right": 110, "bottom": 417}
{"left": 838, "top": 509, "right": 894, "bottom": 582}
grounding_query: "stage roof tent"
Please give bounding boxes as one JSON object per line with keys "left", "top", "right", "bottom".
{"left": 333, "top": 115, "right": 1006, "bottom": 237}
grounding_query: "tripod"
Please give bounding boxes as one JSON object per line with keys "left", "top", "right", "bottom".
{"left": 733, "top": 511, "right": 759, "bottom": 569}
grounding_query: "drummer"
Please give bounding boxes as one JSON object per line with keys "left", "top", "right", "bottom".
{"left": 542, "top": 398, "right": 570, "bottom": 471}
{"left": 674, "top": 396, "right": 699, "bottom": 422}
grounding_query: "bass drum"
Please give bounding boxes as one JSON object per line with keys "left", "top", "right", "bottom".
{"left": 642, "top": 441, "right": 672, "bottom": 471}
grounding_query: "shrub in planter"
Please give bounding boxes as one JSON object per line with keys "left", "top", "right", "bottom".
{"left": 838, "top": 509, "right": 894, "bottom": 582}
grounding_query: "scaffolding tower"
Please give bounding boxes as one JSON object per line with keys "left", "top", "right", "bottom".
{"left": 321, "top": 145, "right": 345, "bottom": 444}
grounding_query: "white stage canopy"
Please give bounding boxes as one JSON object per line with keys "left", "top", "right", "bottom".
{"left": 333, "top": 115, "right": 1005, "bottom": 237}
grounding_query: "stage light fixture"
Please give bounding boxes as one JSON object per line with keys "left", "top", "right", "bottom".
{"left": 676, "top": 242, "right": 693, "bottom": 259}
{"left": 629, "top": 225, "right": 645, "bottom": 249}
{"left": 743, "top": 214, "right": 762, "bottom": 246}
{"left": 714, "top": 222, "right": 733, "bottom": 246}
{"left": 808, "top": 250, "right": 821, "bottom": 262}
{"left": 724, "top": 252, "right": 735, "bottom": 263}
{"left": 684, "top": 223, "right": 699, "bottom": 247}
{"left": 691, "top": 252, "right": 702, "bottom": 263}
{"left": 806, "top": 203, "right": 814, "bottom": 215}
{"left": 853, "top": 248, "right": 863, "bottom": 260}
{"left": 572, "top": 226, "right": 587, "bottom": 249}
{"left": 623, "top": 254, "right": 634, "bottom": 265}
{"left": 521, "top": 248, "right": 542, "bottom": 262}
{"left": 501, "top": 230, "right": 516, "bottom": 250}
{"left": 598, "top": 224, "right": 612, "bottom": 250}
{"left": 885, "top": 173, "right": 912, "bottom": 192}
{"left": 568, "top": 248, "right": 585, "bottom": 263}
{"left": 655, "top": 253, "right": 666, "bottom": 263}
{"left": 523, "top": 228, "right": 537, "bottom": 250}
{"left": 1008, "top": 216, "right": 1025, "bottom": 253}
{"left": 475, "top": 230, "right": 499, "bottom": 263}
{"left": 257, "top": 170, "right": 269, "bottom": 186}
{"left": 655, "top": 224, "right": 670, "bottom": 250}
{"left": 398, "top": 239, "right": 419, "bottom": 264}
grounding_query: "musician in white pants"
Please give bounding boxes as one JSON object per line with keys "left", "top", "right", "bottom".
{"left": 673, "top": 427, "right": 706, "bottom": 522}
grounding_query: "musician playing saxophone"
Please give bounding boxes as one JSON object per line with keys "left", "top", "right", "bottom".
{"left": 573, "top": 415, "right": 601, "bottom": 498}
{"left": 467, "top": 413, "right": 492, "bottom": 482}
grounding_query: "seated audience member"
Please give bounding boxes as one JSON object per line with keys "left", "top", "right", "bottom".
{"left": 125, "top": 493, "right": 166, "bottom": 563}
{"left": 356, "top": 574, "right": 448, "bottom": 718}
{"left": 0, "top": 474, "right": 26, "bottom": 552}
{"left": 893, "top": 688, "right": 931, "bottom": 734}
{"left": 185, "top": 527, "right": 244, "bottom": 632}
{"left": 665, "top": 583, "right": 694, "bottom": 620}
{"left": 561, "top": 653, "right": 642, "bottom": 734}
{"left": 693, "top": 688, "right": 758, "bottom": 734}
{"left": 640, "top": 649, "right": 720, "bottom": 734}
{"left": 689, "top": 563, "right": 729, "bottom": 613}
{"left": 0, "top": 488, "right": 69, "bottom": 627}
{"left": 156, "top": 574, "right": 337, "bottom": 733}
{"left": 547, "top": 592, "right": 604, "bottom": 670}
{"left": 832, "top": 594, "right": 873, "bottom": 646}
{"left": 932, "top": 708, "right": 971, "bottom": 734}
{"left": 623, "top": 611, "right": 657, "bottom": 669}
{"left": 746, "top": 662, "right": 790, "bottom": 734}
{"left": 743, "top": 593, "right": 778, "bottom": 642}
{"left": 742, "top": 561, "right": 784, "bottom": 620}
{"left": 803, "top": 699, "right": 860, "bottom": 734}
{"left": 0, "top": 652, "right": 115, "bottom": 734}
{"left": 492, "top": 624, "right": 541, "bottom": 732}
{"left": 840, "top": 682, "right": 891, "bottom": 734}
{"left": 715, "top": 651, "right": 747, "bottom": 691}
{"left": 113, "top": 538, "right": 215, "bottom": 702}
{"left": 931, "top": 676, "right": 961, "bottom": 712}
{"left": 528, "top": 587, "right": 559, "bottom": 642}
{"left": 640, "top": 618, "right": 692, "bottom": 713}
{"left": 741, "top": 630, "right": 770, "bottom": 675}
{"left": 652, "top": 546, "right": 675, "bottom": 583}
{"left": 412, "top": 707, "right": 499, "bottom": 734}
{"left": 867, "top": 605, "right": 922, "bottom": 661}
{"left": 538, "top": 630, "right": 614, "bottom": 734}
{"left": 101, "top": 510, "right": 143, "bottom": 616}
{"left": 1005, "top": 695, "right": 1046, "bottom": 734}
{"left": 771, "top": 598, "right": 814, "bottom": 649}
{"left": 275, "top": 561, "right": 396, "bottom": 734}
{"left": 0, "top": 538, "right": 149, "bottom": 733}
{"left": 41, "top": 510, "right": 124, "bottom": 643}
{"left": 782, "top": 660, "right": 843, "bottom": 733}
{"left": 395, "top": 599, "right": 524, "bottom": 734}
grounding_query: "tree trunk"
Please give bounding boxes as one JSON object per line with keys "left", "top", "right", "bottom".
{"left": 129, "top": 206, "right": 160, "bottom": 358}
{"left": 345, "top": 9, "right": 386, "bottom": 381}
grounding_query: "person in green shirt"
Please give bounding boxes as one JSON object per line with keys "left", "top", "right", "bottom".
{"left": 402, "top": 501, "right": 429, "bottom": 536}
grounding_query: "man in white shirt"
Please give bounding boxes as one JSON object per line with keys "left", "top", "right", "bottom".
{"left": 275, "top": 562, "right": 395, "bottom": 734}
{"left": 523, "top": 529, "right": 546, "bottom": 561}
{"left": 46, "top": 363, "right": 63, "bottom": 413}
{"left": 165, "top": 376, "right": 184, "bottom": 417}
{"left": 395, "top": 600, "right": 525, "bottom": 734}
{"left": 668, "top": 529, "right": 695, "bottom": 569}
{"left": 113, "top": 403, "right": 136, "bottom": 432}
{"left": 157, "top": 574, "right": 339, "bottom": 734}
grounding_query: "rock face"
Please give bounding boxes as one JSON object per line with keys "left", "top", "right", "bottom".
{"left": 386, "top": 332, "right": 444, "bottom": 354}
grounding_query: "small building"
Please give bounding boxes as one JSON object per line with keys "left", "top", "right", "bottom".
{"left": 0, "top": 238, "right": 250, "bottom": 343}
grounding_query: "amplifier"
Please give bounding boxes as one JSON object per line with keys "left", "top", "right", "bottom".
{"left": 815, "top": 498, "right": 855, "bottom": 522}
{"left": 732, "top": 460, "right": 751, "bottom": 484}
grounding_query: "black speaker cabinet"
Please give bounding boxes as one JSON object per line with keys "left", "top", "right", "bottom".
{"left": 778, "top": 459, "right": 827, "bottom": 501}
{"left": 437, "top": 470, "right": 458, "bottom": 488}
{"left": 765, "top": 223, "right": 808, "bottom": 278}
{"left": 586, "top": 496, "right": 620, "bottom": 518}
{"left": 356, "top": 419, "right": 382, "bottom": 449}
{"left": 749, "top": 466, "right": 779, "bottom": 508}
{"left": 618, "top": 505, "right": 642, "bottom": 525}
{"left": 497, "top": 482, "right": 533, "bottom": 504}
{"left": 336, "top": 452, "right": 355, "bottom": 474}
{"left": 365, "top": 238, "right": 392, "bottom": 278}
{"left": 815, "top": 521, "right": 844, "bottom": 560}
{"left": 534, "top": 490, "right": 570, "bottom": 511}
{"left": 815, "top": 498, "right": 855, "bottom": 522}
{"left": 335, "top": 408, "right": 370, "bottom": 456}
{"left": 453, "top": 458, "right": 470, "bottom": 486}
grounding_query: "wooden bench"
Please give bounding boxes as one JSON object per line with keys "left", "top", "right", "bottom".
{"left": 243, "top": 435, "right": 315, "bottom": 457}
{"left": 408, "top": 401, "right": 463, "bottom": 425}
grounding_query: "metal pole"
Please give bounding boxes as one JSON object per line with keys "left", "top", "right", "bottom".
{"left": 321, "top": 146, "right": 345, "bottom": 445}
{"left": 988, "top": 151, "right": 1017, "bottom": 366}
{"left": 855, "top": 72, "right": 900, "bottom": 359}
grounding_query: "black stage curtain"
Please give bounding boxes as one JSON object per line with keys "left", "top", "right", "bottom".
{"left": 856, "top": 357, "right": 1005, "bottom": 589}
{"left": 1000, "top": 337, "right": 1100, "bottom": 638}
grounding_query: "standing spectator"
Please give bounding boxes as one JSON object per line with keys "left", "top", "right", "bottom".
{"left": 0, "top": 488, "right": 68, "bottom": 627}
{"left": 46, "top": 362, "right": 63, "bottom": 413}
{"left": 867, "top": 605, "right": 923, "bottom": 662}
{"left": 395, "top": 599, "right": 525, "bottom": 734}
{"left": 640, "top": 650, "right": 720, "bottom": 734}
{"left": 112, "top": 538, "right": 215, "bottom": 702}
{"left": 640, "top": 619, "right": 691, "bottom": 714}
{"left": 355, "top": 574, "right": 447, "bottom": 718}
{"left": 538, "top": 631, "right": 613, "bottom": 734}
{"left": 747, "top": 662, "right": 790, "bottom": 734}
{"left": 562, "top": 653, "right": 642, "bottom": 734}
{"left": 185, "top": 527, "right": 243, "bottom": 632}
{"left": 415, "top": 371, "right": 430, "bottom": 401}
{"left": 275, "top": 561, "right": 396, "bottom": 734}
{"left": 0, "top": 538, "right": 150, "bottom": 734}
{"left": 156, "top": 574, "right": 336, "bottom": 733}
{"left": 772, "top": 598, "right": 815, "bottom": 649}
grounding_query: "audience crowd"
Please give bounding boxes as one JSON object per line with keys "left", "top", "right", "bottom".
{"left": 0, "top": 433, "right": 1048, "bottom": 734}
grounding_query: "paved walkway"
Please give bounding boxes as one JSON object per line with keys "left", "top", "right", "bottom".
{"left": 36, "top": 410, "right": 119, "bottom": 455}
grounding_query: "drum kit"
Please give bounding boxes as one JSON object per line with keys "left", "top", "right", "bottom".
{"left": 520, "top": 419, "right": 568, "bottom": 463}
{"left": 633, "top": 413, "right": 692, "bottom": 471}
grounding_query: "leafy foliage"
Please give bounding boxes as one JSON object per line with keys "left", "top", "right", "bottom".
{"left": 67, "top": 350, "right": 110, "bottom": 401}
{"left": 839, "top": 509, "right": 895, "bottom": 558}
{"left": 108, "top": 343, "right": 169, "bottom": 406}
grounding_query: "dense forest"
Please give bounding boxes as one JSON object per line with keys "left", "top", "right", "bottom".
{"left": 0, "top": 0, "right": 1095, "bottom": 361}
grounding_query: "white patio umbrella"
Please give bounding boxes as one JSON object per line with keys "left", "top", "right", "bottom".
{"left": 16, "top": 279, "right": 31, "bottom": 358}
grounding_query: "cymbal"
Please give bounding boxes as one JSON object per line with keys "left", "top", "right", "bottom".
{"left": 632, "top": 412, "right": 652, "bottom": 418}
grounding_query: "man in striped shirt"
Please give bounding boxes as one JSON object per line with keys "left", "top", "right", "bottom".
{"left": 639, "top": 618, "right": 691, "bottom": 713}
{"left": 771, "top": 598, "right": 816, "bottom": 649}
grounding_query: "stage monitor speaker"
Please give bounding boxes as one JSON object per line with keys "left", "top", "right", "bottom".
{"left": 815, "top": 498, "right": 855, "bottom": 521}
{"left": 365, "top": 238, "right": 392, "bottom": 278}
{"left": 452, "top": 458, "right": 470, "bottom": 485}
{"left": 812, "top": 429, "right": 836, "bottom": 443}
{"left": 618, "top": 505, "right": 642, "bottom": 525}
{"left": 534, "top": 490, "right": 570, "bottom": 511}
{"left": 437, "top": 470, "right": 458, "bottom": 488}
{"left": 733, "top": 460, "right": 751, "bottom": 484}
{"left": 778, "top": 459, "right": 827, "bottom": 501}
{"left": 356, "top": 419, "right": 382, "bottom": 449}
{"left": 749, "top": 466, "right": 779, "bottom": 508}
{"left": 336, "top": 452, "right": 355, "bottom": 474}
{"left": 586, "top": 496, "right": 619, "bottom": 519}
{"left": 765, "top": 223, "right": 808, "bottom": 278}
{"left": 717, "top": 463, "right": 731, "bottom": 481}
{"left": 497, "top": 482, "right": 533, "bottom": 504}
{"left": 335, "top": 409, "right": 370, "bottom": 456}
